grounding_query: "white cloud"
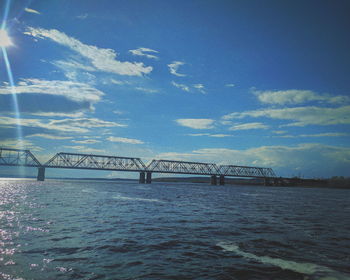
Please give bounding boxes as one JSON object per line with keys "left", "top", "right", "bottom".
{"left": 24, "top": 8, "right": 41, "bottom": 15}
{"left": 112, "top": 110, "right": 124, "bottom": 115}
{"left": 210, "top": 134, "right": 232, "bottom": 138}
{"left": 222, "top": 106, "right": 350, "bottom": 127}
{"left": 188, "top": 133, "right": 232, "bottom": 137}
{"left": 272, "top": 130, "right": 287, "bottom": 134}
{"left": 168, "top": 61, "right": 186, "bottom": 77}
{"left": 62, "top": 145, "right": 105, "bottom": 154}
{"left": 110, "top": 79, "right": 130, "bottom": 85}
{"left": 0, "top": 117, "right": 126, "bottom": 134}
{"left": 71, "top": 139, "right": 101, "bottom": 144}
{"left": 26, "top": 134, "right": 73, "bottom": 140}
{"left": 275, "top": 132, "right": 349, "bottom": 138}
{"left": 253, "top": 89, "right": 350, "bottom": 105}
{"left": 225, "top": 84, "right": 235, "bottom": 87}
{"left": 0, "top": 78, "right": 104, "bottom": 107}
{"left": 76, "top": 13, "right": 88, "bottom": 20}
{"left": 171, "top": 81, "right": 190, "bottom": 92}
{"left": 193, "top": 84, "right": 206, "bottom": 94}
{"left": 25, "top": 27, "right": 153, "bottom": 76}
{"left": 229, "top": 122, "right": 269, "bottom": 131}
{"left": 107, "top": 136, "right": 144, "bottom": 144}
{"left": 171, "top": 82, "right": 206, "bottom": 94}
{"left": 175, "top": 119, "right": 215, "bottom": 129}
{"left": 155, "top": 143, "right": 350, "bottom": 177}
{"left": 129, "top": 47, "right": 159, "bottom": 59}
{"left": 135, "top": 87, "right": 158, "bottom": 93}
{"left": 53, "top": 59, "right": 96, "bottom": 73}
{"left": 187, "top": 133, "right": 210, "bottom": 137}
{"left": 29, "top": 112, "right": 85, "bottom": 118}
{"left": 0, "top": 139, "right": 42, "bottom": 151}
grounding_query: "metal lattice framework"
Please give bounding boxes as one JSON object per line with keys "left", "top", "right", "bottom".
{"left": 0, "top": 148, "right": 41, "bottom": 167}
{"left": 0, "top": 147, "right": 278, "bottom": 179}
{"left": 219, "top": 165, "right": 276, "bottom": 178}
{"left": 146, "top": 159, "right": 220, "bottom": 175}
{"left": 44, "top": 152, "right": 147, "bottom": 172}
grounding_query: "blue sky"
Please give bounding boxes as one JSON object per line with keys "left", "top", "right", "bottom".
{"left": 1, "top": 0, "right": 350, "bottom": 178}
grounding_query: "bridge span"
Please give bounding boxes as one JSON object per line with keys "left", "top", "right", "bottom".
{"left": 0, "top": 147, "right": 279, "bottom": 185}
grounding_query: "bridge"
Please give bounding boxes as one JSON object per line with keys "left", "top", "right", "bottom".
{"left": 0, "top": 147, "right": 280, "bottom": 185}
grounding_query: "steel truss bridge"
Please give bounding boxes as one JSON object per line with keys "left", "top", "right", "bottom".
{"left": 0, "top": 147, "right": 278, "bottom": 185}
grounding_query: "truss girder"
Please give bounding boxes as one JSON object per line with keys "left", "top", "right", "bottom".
{"left": 44, "top": 152, "right": 147, "bottom": 172}
{"left": 146, "top": 159, "right": 221, "bottom": 175}
{"left": 0, "top": 148, "right": 41, "bottom": 167}
{"left": 0, "top": 147, "right": 278, "bottom": 178}
{"left": 219, "top": 165, "right": 276, "bottom": 178}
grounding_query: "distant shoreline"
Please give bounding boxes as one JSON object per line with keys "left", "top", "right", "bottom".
{"left": 1, "top": 175, "right": 349, "bottom": 189}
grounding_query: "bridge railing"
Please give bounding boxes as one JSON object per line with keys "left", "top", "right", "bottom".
{"left": 146, "top": 159, "right": 221, "bottom": 175}
{"left": 0, "top": 147, "right": 42, "bottom": 167}
{"left": 44, "top": 152, "right": 147, "bottom": 172}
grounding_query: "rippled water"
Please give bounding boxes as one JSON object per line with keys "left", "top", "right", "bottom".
{"left": 1, "top": 179, "right": 350, "bottom": 280}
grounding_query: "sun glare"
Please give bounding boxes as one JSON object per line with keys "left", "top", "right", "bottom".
{"left": 0, "top": 29, "right": 13, "bottom": 47}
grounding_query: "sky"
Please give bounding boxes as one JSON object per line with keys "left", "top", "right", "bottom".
{"left": 0, "top": 0, "right": 350, "bottom": 179}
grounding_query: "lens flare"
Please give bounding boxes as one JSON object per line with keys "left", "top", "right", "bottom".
{"left": 0, "top": 29, "right": 13, "bottom": 47}
{"left": 1, "top": 0, "right": 24, "bottom": 178}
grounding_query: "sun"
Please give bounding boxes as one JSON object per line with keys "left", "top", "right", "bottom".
{"left": 0, "top": 29, "right": 13, "bottom": 47}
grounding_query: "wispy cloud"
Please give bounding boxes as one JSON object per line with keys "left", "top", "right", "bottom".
{"left": 0, "top": 79, "right": 104, "bottom": 109}
{"left": 76, "top": 13, "right": 88, "bottom": 20}
{"left": 135, "top": 87, "right": 158, "bottom": 93}
{"left": 71, "top": 139, "right": 101, "bottom": 144}
{"left": 26, "top": 134, "right": 73, "bottom": 140}
{"left": 110, "top": 79, "right": 130, "bottom": 85}
{"left": 188, "top": 133, "right": 232, "bottom": 137}
{"left": 25, "top": 27, "right": 153, "bottom": 76}
{"left": 171, "top": 81, "right": 206, "bottom": 94}
{"left": 129, "top": 47, "right": 159, "bottom": 59}
{"left": 62, "top": 145, "right": 105, "bottom": 154}
{"left": 0, "top": 117, "right": 126, "bottom": 134}
{"left": 275, "top": 132, "right": 349, "bottom": 138}
{"left": 223, "top": 106, "right": 350, "bottom": 127}
{"left": 24, "top": 8, "right": 41, "bottom": 15}
{"left": 155, "top": 143, "right": 350, "bottom": 177}
{"left": 175, "top": 119, "right": 215, "bottom": 129}
{"left": 107, "top": 136, "right": 144, "bottom": 144}
{"left": 0, "top": 139, "right": 42, "bottom": 151}
{"left": 253, "top": 89, "right": 350, "bottom": 105}
{"left": 171, "top": 81, "right": 190, "bottom": 92}
{"left": 193, "top": 84, "right": 206, "bottom": 94}
{"left": 29, "top": 112, "right": 85, "bottom": 118}
{"left": 168, "top": 61, "right": 186, "bottom": 77}
{"left": 225, "top": 84, "right": 235, "bottom": 87}
{"left": 229, "top": 122, "right": 269, "bottom": 131}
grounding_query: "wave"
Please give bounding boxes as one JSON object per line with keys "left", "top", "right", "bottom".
{"left": 217, "top": 242, "right": 350, "bottom": 280}
{"left": 112, "top": 194, "right": 162, "bottom": 203}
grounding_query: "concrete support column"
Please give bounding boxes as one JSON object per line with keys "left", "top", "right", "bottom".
{"left": 139, "top": 172, "right": 145, "bottom": 184}
{"left": 146, "top": 172, "right": 152, "bottom": 184}
{"left": 264, "top": 177, "right": 271, "bottom": 186}
{"left": 219, "top": 175, "right": 225, "bottom": 185}
{"left": 210, "top": 175, "right": 217, "bottom": 185}
{"left": 37, "top": 167, "right": 45, "bottom": 181}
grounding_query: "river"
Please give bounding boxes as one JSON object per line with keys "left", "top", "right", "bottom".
{"left": 1, "top": 179, "right": 349, "bottom": 279}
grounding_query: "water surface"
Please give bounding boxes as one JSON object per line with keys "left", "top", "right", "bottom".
{"left": 1, "top": 179, "right": 349, "bottom": 279}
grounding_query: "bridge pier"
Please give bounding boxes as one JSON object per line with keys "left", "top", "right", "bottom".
{"left": 219, "top": 175, "right": 225, "bottom": 185}
{"left": 264, "top": 177, "right": 273, "bottom": 186}
{"left": 146, "top": 172, "right": 152, "bottom": 184}
{"left": 139, "top": 172, "right": 145, "bottom": 184}
{"left": 210, "top": 175, "right": 217, "bottom": 185}
{"left": 37, "top": 167, "right": 45, "bottom": 181}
